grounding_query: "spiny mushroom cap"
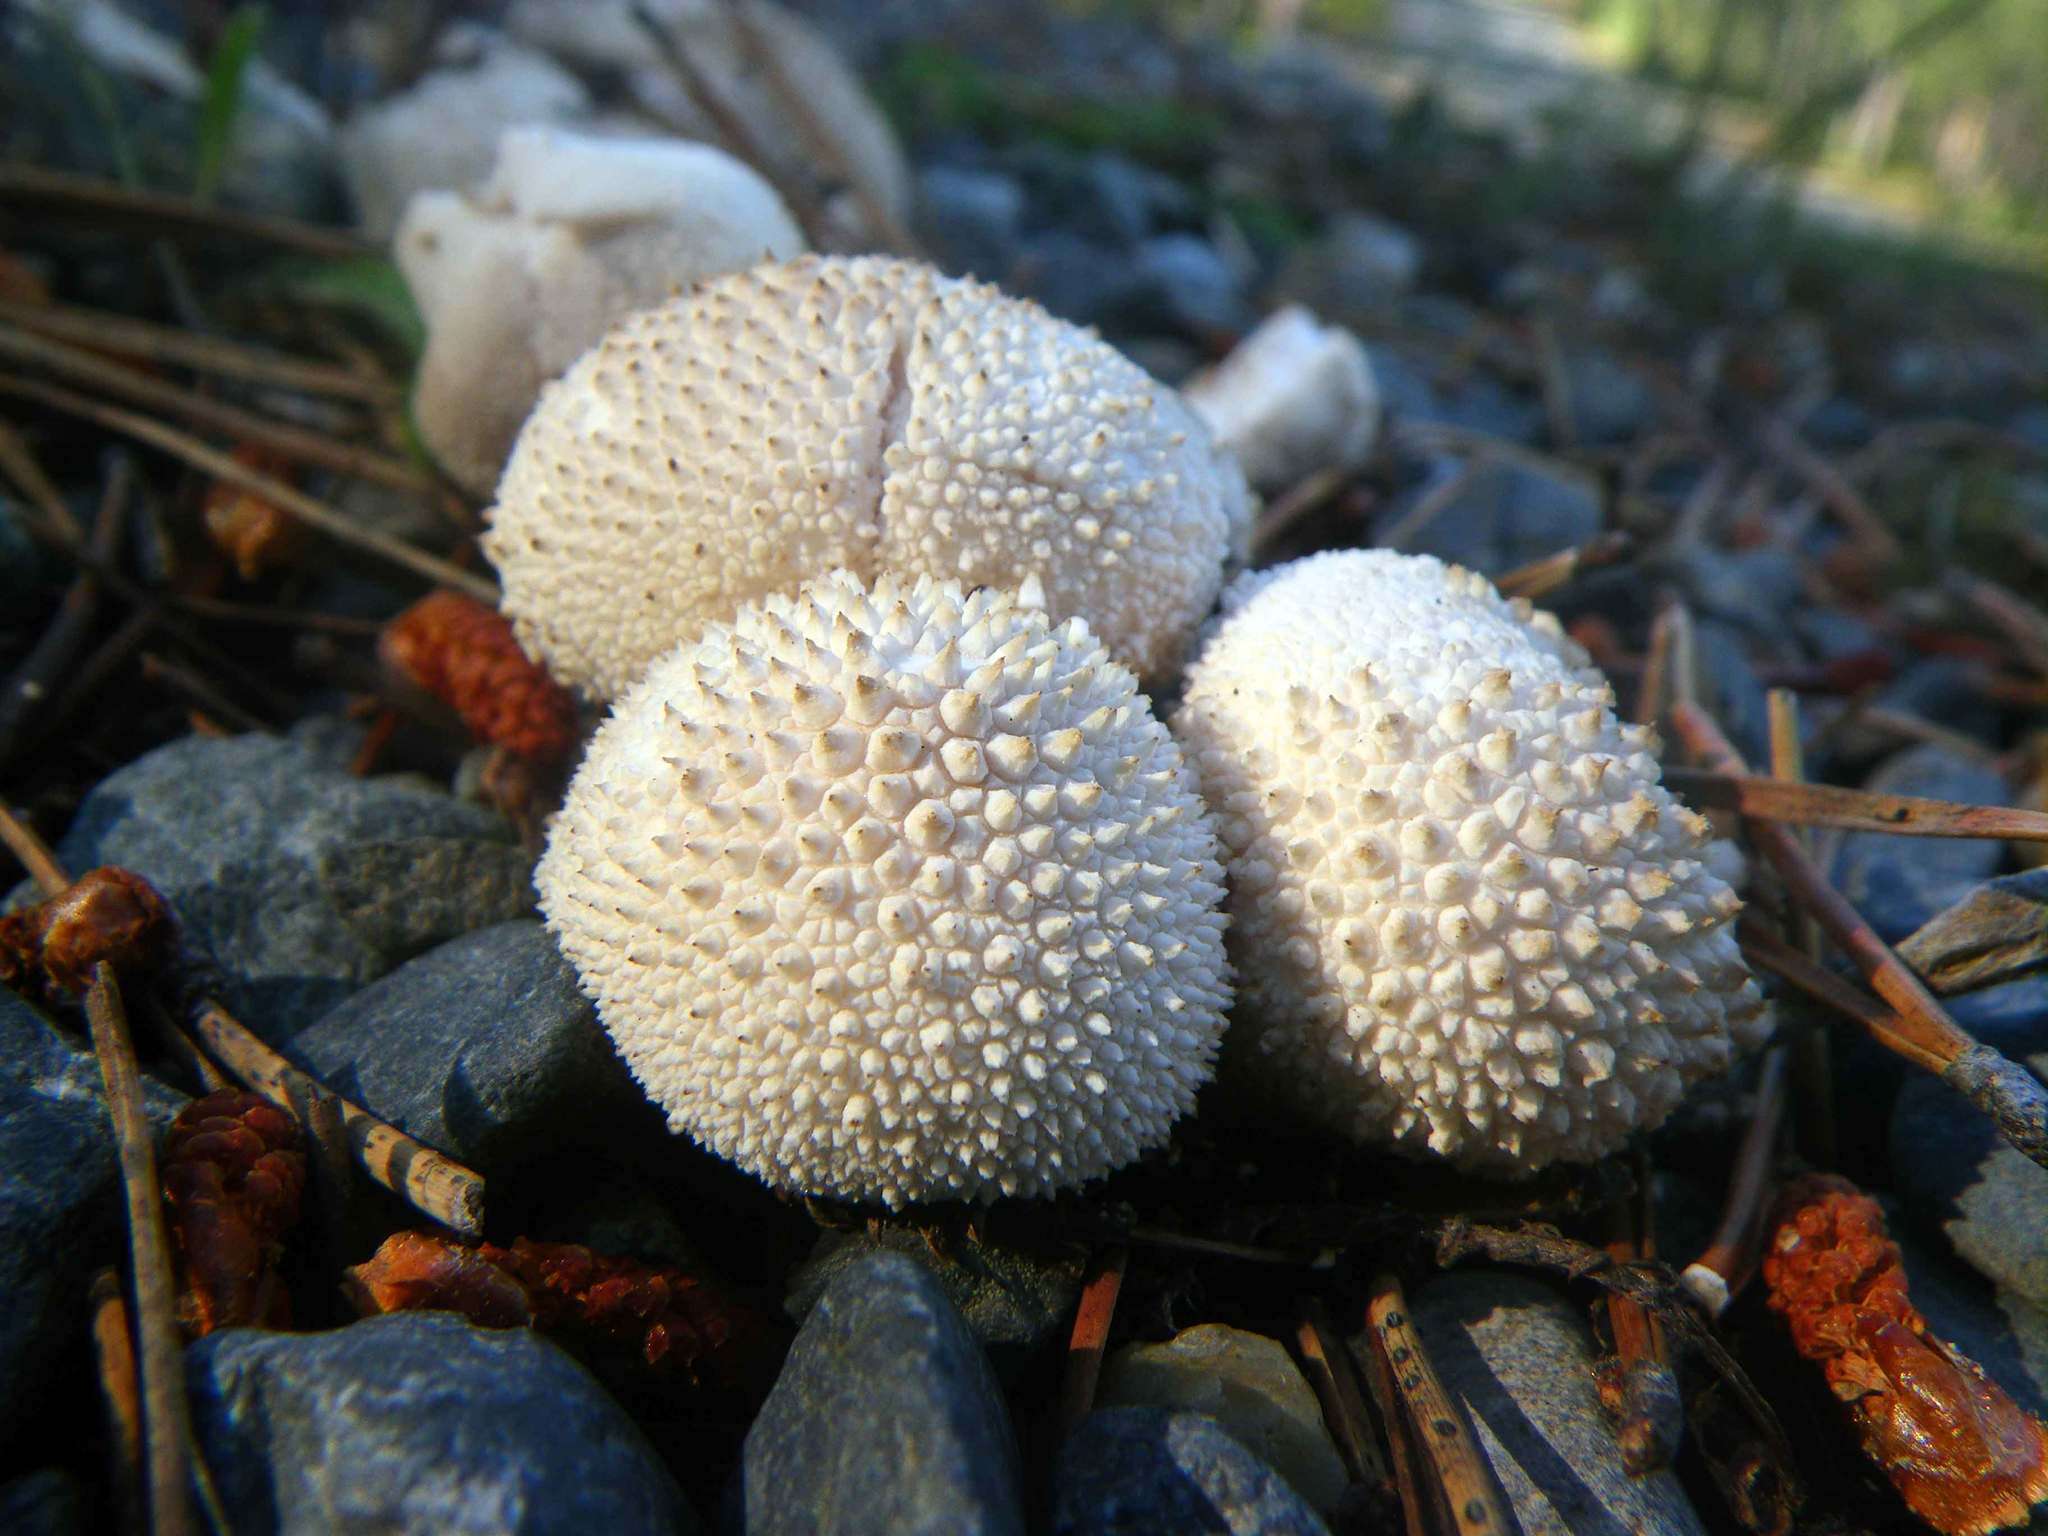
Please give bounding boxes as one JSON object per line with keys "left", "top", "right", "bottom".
{"left": 1174, "top": 550, "right": 1770, "bottom": 1174}
{"left": 537, "top": 569, "right": 1232, "bottom": 1206}
{"left": 484, "top": 254, "right": 1252, "bottom": 700}
{"left": 398, "top": 126, "right": 804, "bottom": 494}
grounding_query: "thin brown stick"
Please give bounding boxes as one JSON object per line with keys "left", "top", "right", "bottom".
{"left": 630, "top": 2, "right": 833, "bottom": 250}
{"left": 0, "top": 417, "right": 85, "bottom": 542}
{"left": 0, "top": 802, "right": 67, "bottom": 891}
{"left": 1759, "top": 415, "right": 1902, "bottom": 565}
{"left": 1953, "top": 574, "right": 2048, "bottom": 681}
{"left": 719, "top": 0, "right": 919, "bottom": 253}
{"left": 1054, "top": 1244, "right": 1127, "bottom": 1445}
{"left": 1603, "top": 1152, "right": 1682, "bottom": 1474}
{"left": 0, "top": 373, "right": 497, "bottom": 601}
{"left": 1682, "top": 1045, "right": 1788, "bottom": 1319}
{"left": 1492, "top": 531, "right": 1633, "bottom": 600}
{"left": 1768, "top": 688, "right": 1836, "bottom": 1167}
{"left": 1365, "top": 1272, "right": 1513, "bottom": 1536}
{"left": 170, "top": 594, "right": 386, "bottom": 636}
{"left": 1737, "top": 923, "right": 1938, "bottom": 1066}
{"left": 1661, "top": 767, "right": 2047, "bottom": 842}
{"left": 1379, "top": 459, "right": 1481, "bottom": 552}
{"left": 0, "top": 453, "right": 130, "bottom": 769}
{"left": 0, "top": 324, "right": 428, "bottom": 493}
{"left": 89, "top": 1268, "right": 144, "bottom": 1536}
{"left": 1253, "top": 465, "right": 1349, "bottom": 557}
{"left": 84, "top": 962, "right": 194, "bottom": 1536}
{"left": 1296, "top": 1297, "right": 1392, "bottom": 1495}
{"left": 1673, "top": 701, "right": 2048, "bottom": 1170}
{"left": 186, "top": 998, "right": 485, "bottom": 1238}
{"left": 0, "top": 298, "right": 397, "bottom": 403}
{"left": 1354, "top": 1296, "right": 1433, "bottom": 1536}
{"left": 0, "top": 164, "right": 372, "bottom": 261}
{"left": 139, "top": 652, "right": 270, "bottom": 735}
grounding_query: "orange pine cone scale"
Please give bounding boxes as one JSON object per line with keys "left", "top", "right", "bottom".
{"left": 0, "top": 866, "right": 175, "bottom": 999}
{"left": 163, "top": 1090, "right": 305, "bottom": 1337}
{"left": 1764, "top": 1174, "right": 2048, "bottom": 1536}
{"left": 381, "top": 590, "right": 577, "bottom": 762}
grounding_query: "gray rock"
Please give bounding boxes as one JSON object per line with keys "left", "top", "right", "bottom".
{"left": 786, "top": 1227, "right": 1083, "bottom": 1375}
{"left": 1803, "top": 395, "right": 1876, "bottom": 449}
{"left": 1012, "top": 230, "right": 1130, "bottom": 330}
{"left": 1898, "top": 868, "right": 2048, "bottom": 997}
{"left": 1096, "top": 1325, "right": 1348, "bottom": 1514}
{"left": 1693, "top": 619, "right": 1774, "bottom": 768}
{"left": 283, "top": 921, "right": 647, "bottom": 1171}
{"left": 743, "top": 1250, "right": 1024, "bottom": 1536}
{"left": 1893, "top": 1029, "right": 2048, "bottom": 1309}
{"left": 1822, "top": 658, "right": 2002, "bottom": 767}
{"left": 1131, "top": 234, "right": 1249, "bottom": 338}
{"left": 1078, "top": 152, "right": 1193, "bottom": 249}
{"left": 0, "top": 1469, "right": 83, "bottom": 1536}
{"left": 1406, "top": 1271, "right": 1706, "bottom": 1536}
{"left": 917, "top": 165, "right": 1025, "bottom": 283}
{"left": 1282, "top": 213, "right": 1421, "bottom": 313}
{"left": 0, "top": 991, "right": 183, "bottom": 1458}
{"left": 1832, "top": 745, "right": 2010, "bottom": 941}
{"left": 1560, "top": 348, "right": 1654, "bottom": 447}
{"left": 187, "top": 1312, "right": 696, "bottom": 1536}
{"left": 50, "top": 732, "right": 533, "bottom": 1037}
{"left": 1054, "top": 1407, "right": 1332, "bottom": 1536}
{"left": 1394, "top": 459, "right": 1602, "bottom": 575}
{"left": 1663, "top": 546, "right": 1807, "bottom": 646}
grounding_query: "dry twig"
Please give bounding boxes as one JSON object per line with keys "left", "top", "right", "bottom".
{"left": 1492, "top": 531, "right": 1633, "bottom": 600}
{"left": 88, "top": 1269, "right": 143, "bottom": 1536}
{"left": 1661, "top": 768, "right": 2048, "bottom": 843}
{"left": 1603, "top": 1156, "right": 1683, "bottom": 1474}
{"left": 0, "top": 164, "right": 371, "bottom": 261}
{"left": 1054, "top": 1245, "right": 1127, "bottom": 1445}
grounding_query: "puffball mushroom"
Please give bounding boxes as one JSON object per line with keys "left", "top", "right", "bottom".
{"left": 1173, "top": 550, "right": 1770, "bottom": 1174}
{"left": 537, "top": 569, "right": 1232, "bottom": 1206}
{"left": 1181, "top": 305, "right": 1381, "bottom": 494}
{"left": 485, "top": 254, "right": 1253, "bottom": 699}
{"left": 397, "top": 125, "right": 805, "bottom": 495}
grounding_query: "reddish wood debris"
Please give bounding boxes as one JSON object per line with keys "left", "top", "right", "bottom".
{"left": 1764, "top": 1174, "right": 2048, "bottom": 1535}
{"left": 380, "top": 590, "right": 578, "bottom": 763}
{"left": 345, "top": 1230, "right": 749, "bottom": 1375}
{"left": 202, "top": 444, "right": 303, "bottom": 580}
{"left": 0, "top": 865, "right": 175, "bottom": 999}
{"left": 162, "top": 1090, "right": 305, "bottom": 1337}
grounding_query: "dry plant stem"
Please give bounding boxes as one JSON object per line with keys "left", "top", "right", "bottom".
{"left": 1379, "top": 459, "right": 1481, "bottom": 552}
{"left": 1492, "top": 531, "right": 1633, "bottom": 600}
{"left": 1682, "top": 1045, "right": 1789, "bottom": 1318}
{"left": 1365, "top": 1272, "right": 1513, "bottom": 1536}
{"left": 85, "top": 963, "right": 195, "bottom": 1536}
{"left": 1759, "top": 415, "right": 1902, "bottom": 565}
{"left": 1354, "top": 1304, "right": 1433, "bottom": 1536}
{"left": 89, "top": 1268, "right": 144, "bottom": 1536}
{"left": 140, "top": 652, "right": 270, "bottom": 735}
{"left": 718, "top": 0, "right": 920, "bottom": 254}
{"left": 0, "top": 418, "right": 85, "bottom": 542}
{"left": 1297, "top": 1297, "right": 1392, "bottom": 1494}
{"left": 0, "top": 373, "right": 498, "bottom": 601}
{"left": 1672, "top": 701, "right": 2048, "bottom": 1171}
{"left": 1054, "top": 1244, "right": 1127, "bottom": 1445}
{"left": 1252, "top": 464, "right": 1348, "bottom": 556}
{"left": 0, "top": 454, "right": 129, "bottom": 770}
{"left": 1767, "top": 687, "right": 1836, "bottom": 1166}
{"left": 1604, "top": 1157, "right": 1683, "bottom": 1475}
{"left": 1661, "top": 767, "right": 2048, "bottom": 843}
{"left": 0, "top": 164, "right": 372, "bottom": 261}
{"left": 0, "top": 324, "right": 428, "bottom": 493}
{"left": 1736, "top": 924, "right": 1939, "bottom": 1066}
{"left": 0, "top": 297, "right": 398, "bottom": 403}
{"left": 141, "top": 998, "right": 232, "bottom": 1096}
{"left": 629, "top": 2, "right": 834, "bottom": 250}
{"left": 187, "top": 998, "right": 485, "bottom": 1238}
{"left": 294, "top": 1080, "right": 355, "bottom": 1285}
{"left": 1953, "top": 574, "right": 2048, "bottom": 680}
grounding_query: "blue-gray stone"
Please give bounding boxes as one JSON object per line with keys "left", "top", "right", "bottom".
{"left": 0, "top": 1469, "right": 83, "bottom": 1536}
{"left": 1560, "top": 348, "right": 1653, "bottom": 446}
{"left": 916, "top": 166, "right": 1025, "bottom": 284}
{"left": 1130, "top": 235, "right": 1249, "bottom": 337}
{"left": 48, "top": 731, "right": 534, "bottom": 1038}
{"left": 1394, "top": 459, "right": 1602, "bottom": 576}
{"left": 1831, "top": 745, "right": 2010, "bottom": 941}
{"left": 1077, "top": 152, "right": 1193, "bottom": 249}
{"left": 1406, "top": 1272, "right": 1706, "bottom": 1536}
{"left": 0, "top": 991, "right": 183, "bottom": 1459}
{"left": 1011, "top": 231, "right": 1131, "bottom": 330}
{"left": 1693, "top": 618, "right": 1774, "bottom": 768}
{"left": 741, "top": 1250, "right": 1023, "bottom": 1536}
{"left": 1054, "top": 1407, "right": 1331, "bottom": 1536}
{"left": 283, "top": 921, "right": 648, "bottom": 1172}
{"left": 187, "top": 1313, "right": 696, "bottom": 1536}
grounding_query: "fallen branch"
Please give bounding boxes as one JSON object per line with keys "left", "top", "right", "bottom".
{"left": 1662, "top": 768, "right": 2048, "bottom": 843}
{"left": 0, "top": 372, "right": 497, "bottom": 601}
{"left": 1672, "top": 701, "right": 2048, "bottom": 1172}
{"left": 1363, "top": 1271, "right": 1513, "bottom": 1536}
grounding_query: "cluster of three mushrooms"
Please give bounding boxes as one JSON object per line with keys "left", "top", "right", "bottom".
{"left": 493, "top": 255, "right": 1768, "bottom": 1206}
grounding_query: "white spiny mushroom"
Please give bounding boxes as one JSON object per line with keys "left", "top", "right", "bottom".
{"left": 485, "top": 254, "right": 1252, "bottom": 699}
{"left": 1173, "top": 549, "right": 1770, "bottom": 1174}
{"left": 538, "top": 569, "right": 1233, "bottom": 1206}
{"left": 397, "top": 125, "right": 804, "bottom": 495}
